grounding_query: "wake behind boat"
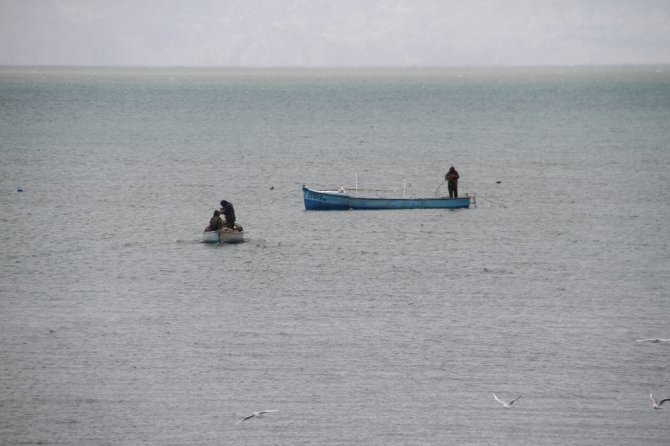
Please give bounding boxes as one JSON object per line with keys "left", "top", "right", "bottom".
{"left": 302, "top": 185, "right": 474, "bottom": 210}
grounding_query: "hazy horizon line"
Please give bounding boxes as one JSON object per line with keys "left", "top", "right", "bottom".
{"left": 2, "top": 63, "right": 668, "bottom": 70}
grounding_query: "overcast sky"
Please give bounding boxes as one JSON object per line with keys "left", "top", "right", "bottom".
{"left": 1, "top": 0, "right": 669, "bottom": 67}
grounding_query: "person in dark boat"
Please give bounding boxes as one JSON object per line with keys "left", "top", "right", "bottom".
{"left": 219, "top": 200, "right": 236, "bottom": 229}
{"left": 206, "top": 210, "right": 224, "bottom": 232}
{"left": 445, "top": 166, "right": 460, "bottom": 198}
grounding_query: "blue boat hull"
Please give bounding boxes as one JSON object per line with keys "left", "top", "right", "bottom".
{"left": 302, "top": 186, "right": 471, "bottom": 210}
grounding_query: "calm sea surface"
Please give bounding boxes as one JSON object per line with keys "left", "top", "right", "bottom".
{"left": 1, "top": 66, "right": 669, "bottom": 445}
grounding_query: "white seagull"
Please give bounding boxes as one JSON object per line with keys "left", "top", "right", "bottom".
{"left": 492, "top": 393, "right": 522, "bottom": 408}
{"left": 636, "top": 338, "right": 670, "bottom": 343}
{"left": 236, "top": 409, "right": 277, "bottom": 424}
{"left": 650, "top": 394, "right": 670, "bottom": 410}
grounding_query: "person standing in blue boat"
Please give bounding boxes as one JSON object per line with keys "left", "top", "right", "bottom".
{"left": 445, "top": 166, "right": 460, "bottom": 198}
{"left": 219, "top": 199, "right": 236, "bottom": 228}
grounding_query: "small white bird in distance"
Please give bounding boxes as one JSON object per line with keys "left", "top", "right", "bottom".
{"left": 236, "top": 409, "right": 277, "bottom": 424}
{"left": 650, "top": 394, "right": 670, "bottom": 410}
{"left": 492, "top": 393, "right": 522, "bottom": 408}
{"left": 636, "top": 338, "right": 670, "bottom": 343}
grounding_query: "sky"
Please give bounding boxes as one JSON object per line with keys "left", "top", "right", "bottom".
{"left": 1, "top": 0, "right": 669, "bottom": 67}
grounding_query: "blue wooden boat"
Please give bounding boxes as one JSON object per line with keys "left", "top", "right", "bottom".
{"left": 302, "top": 185, "right": 472, "bottom": 210}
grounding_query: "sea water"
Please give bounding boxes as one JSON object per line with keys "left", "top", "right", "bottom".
{"left": 1, "top": 66, "right": 669, "bottom": 445}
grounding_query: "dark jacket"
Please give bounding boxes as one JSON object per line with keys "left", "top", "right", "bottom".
{"left": 446, "top": 168, "right": 459, "bottom": 185}
{"left": 219, "top": 200, "right": 236, "bottom": 225}
{"left": 209, "top": 215, "right": 224, "bottom": 231}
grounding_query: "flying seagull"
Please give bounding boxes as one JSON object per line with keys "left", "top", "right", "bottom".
{"left": 236, "top": 409, "right": 277, "bottom": 424}
{"left": 650, "top": 394, "right": 670, "bottom": 410}
{"left": 492, "top": 393, "right": 522, "bottom": 408}
{"left": 636, "top": 338, "right": 670, "bottom": 343}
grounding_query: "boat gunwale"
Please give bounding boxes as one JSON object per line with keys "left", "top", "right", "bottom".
{"left": 302, "top": 185, "right": 468, "bottom": 202}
